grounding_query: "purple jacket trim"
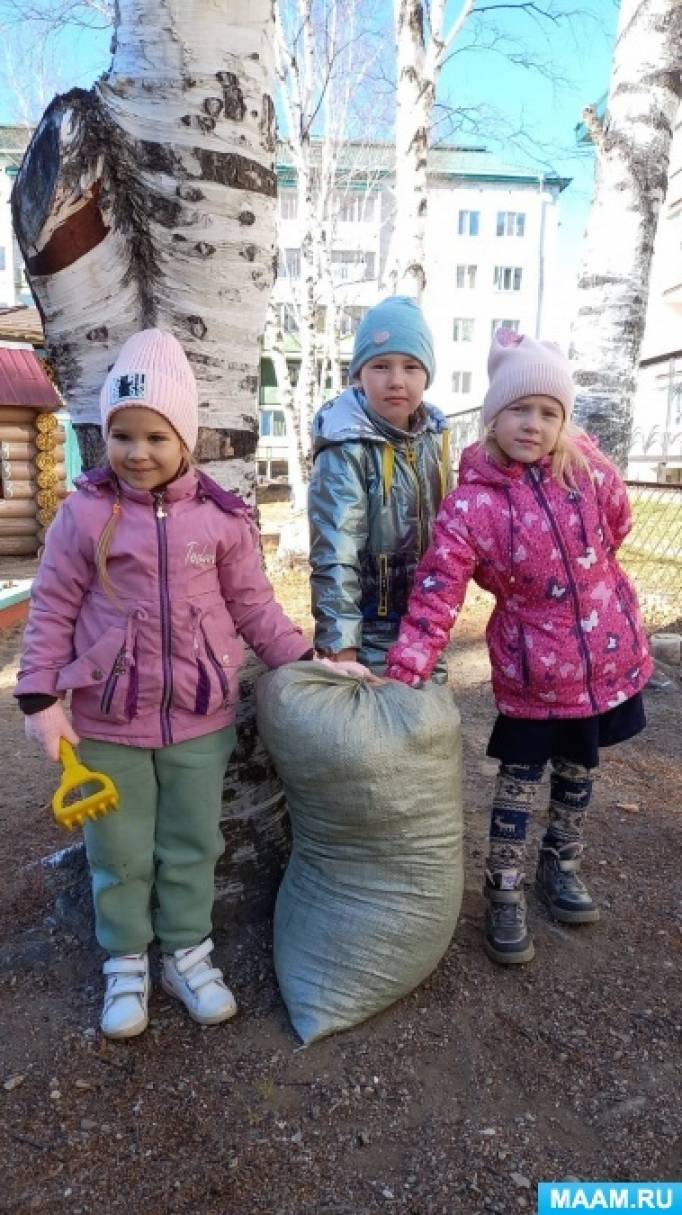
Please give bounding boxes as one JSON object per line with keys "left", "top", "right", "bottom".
{"left": 195, "top": 656, "right": 211, "bottom": 716}
{"left": 195, "top": 471, "right": 251, "bottom": 516}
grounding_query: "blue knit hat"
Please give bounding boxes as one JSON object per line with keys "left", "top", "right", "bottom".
{"left": 349, "top": 296, "right": 435, "bottom": 386}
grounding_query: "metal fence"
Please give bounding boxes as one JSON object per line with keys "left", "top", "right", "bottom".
{"left": 621, "top": 482, "right": 682, "bottom": 630}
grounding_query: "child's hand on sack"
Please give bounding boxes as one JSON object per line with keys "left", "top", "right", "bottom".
{"left": 24, "top": 703, "right": 80, "bottom": 762}
{"left": 313, "top": 655, "right": 381, "bottom": 683}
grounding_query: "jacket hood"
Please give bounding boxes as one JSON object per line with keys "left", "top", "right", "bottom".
{"left": 313, "top": 387, "right": 448, "bottom": 454}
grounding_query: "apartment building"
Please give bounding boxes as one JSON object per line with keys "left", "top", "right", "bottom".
{"left": 259, "top": 141, "right": 569, "bottom": 477}
{"left": 0, "top": 126, "right": 31, "bottom": 309}
{"left": 628, "top": 105, "right": 682, "bottom": 483}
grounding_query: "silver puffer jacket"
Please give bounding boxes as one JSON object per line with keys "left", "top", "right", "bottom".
{"left": 308, "top": 386, "right": 451, "bottom": 670}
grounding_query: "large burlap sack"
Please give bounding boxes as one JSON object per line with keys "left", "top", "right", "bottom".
{"left": 255, "top": 663, "right": 463, "bottom": 1043}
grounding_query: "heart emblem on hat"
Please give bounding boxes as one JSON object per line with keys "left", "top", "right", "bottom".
{"left": 372, "top": 330, "right": 390, "bottom": 345}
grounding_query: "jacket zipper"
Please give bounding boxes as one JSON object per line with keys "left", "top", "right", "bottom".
{"left": 527, "top": 468, "right": 599, "bottom": 712}
{"left": 100, "top": 644, "right": 127, "bottom": 714}
{"left": 203, "top": 636, "right": 230, "bottom": 705}
{"left": 154, "top": 492, "right": 174, "bottom": 745}
{"left": 518, "top": 624, "right": 530, "bottom": 688}
{"left": 378, "top": 554, "right": 389, "bottom": 617}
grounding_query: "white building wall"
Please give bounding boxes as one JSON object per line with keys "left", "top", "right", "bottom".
{"left": 425, "top": 180, "right": 562, "bottom": 417}
{"left": 264, "top": 153, "right": 567, "bottom": 477}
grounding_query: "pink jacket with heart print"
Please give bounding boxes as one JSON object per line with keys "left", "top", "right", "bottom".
{"left": 15, "top": 467, "right": 311, "bottom": 747}
{"left": 386, "top": 441, "right": 652, "bottom": 718}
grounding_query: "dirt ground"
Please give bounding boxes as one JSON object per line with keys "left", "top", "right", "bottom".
{"left": 0, "top": 536, "right": 681, "bottom": 1215}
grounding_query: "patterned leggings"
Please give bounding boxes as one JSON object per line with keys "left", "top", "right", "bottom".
{"left": 487, "top": 758, "right": 593, "bottom": 879}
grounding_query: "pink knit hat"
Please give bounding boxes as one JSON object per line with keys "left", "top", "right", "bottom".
{"left": 483, "top": 329, "right": 575, "bottom": 426}
{"left": 100, "top": 329, "right": 199, "bottom": 452}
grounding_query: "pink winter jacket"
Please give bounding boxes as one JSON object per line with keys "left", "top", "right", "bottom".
{"left": 386, "top": 442, "right": 652, "bottom": 718}
{"left": 15, "top": 467, "right": 311, "bottom": 747}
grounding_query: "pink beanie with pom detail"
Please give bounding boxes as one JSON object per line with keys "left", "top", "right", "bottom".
{"left": 483, "top": 329, "right": 575, "bottom": 426}
{"left": 100, "top": 329, "right": 199, "bottom": 453}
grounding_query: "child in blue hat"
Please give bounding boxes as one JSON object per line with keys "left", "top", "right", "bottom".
{"left": 308, "top": 296, "right": 452, "bottom": 671}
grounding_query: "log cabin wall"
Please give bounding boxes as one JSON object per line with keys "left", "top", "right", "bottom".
{"left": 0, "top": 349, "right": 67, "bottom": 557}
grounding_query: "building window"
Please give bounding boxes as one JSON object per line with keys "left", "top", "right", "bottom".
{"left": 279, "top": 191, "right": 298, "bottom": 220}
{"left": 277, "top": 304, "right": 298, "bottom": 334}
{"left": 331, "top": 250, "right": 375, "bottom": 281}
{"left": 496, "top": 211, "right": 526, "bottom": 237}
{"left": 494, "top": 265, "right": 523, "bottom": 292}
{"left": 452, "top": 371, "right": 472, "bottom": 394}
{"left": 336, "top": 191, "right": 376, "bottom": 223}
{"left": 491, "top": 318, "right": 521, "bottom": 337}
{"left": 457, "top": 210, "right": 479, "bottom": 236}
{"left": 0, "top": 246, "right": 5, "bottom": 272}
{"left": 260, "top": 409, "right": 287, "bottom": 437}
{"left": 453, "top": 318, "right": 475, "bottom": 342}
{"left": 339, "top": 306, "right": 369, "bottom": 336}
{"left": 455, "top": 263, "right": 477, "bottom": 289}
{"left": 282, "top": 250, "right": 300, "bottom": 280}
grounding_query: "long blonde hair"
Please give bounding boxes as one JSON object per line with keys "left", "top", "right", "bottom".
{"left": 483, "top": 419, "right": 595, "bottom": 490}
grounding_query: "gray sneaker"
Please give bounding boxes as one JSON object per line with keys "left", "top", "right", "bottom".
{"left": 535, "top": 843, "right": 600, "bottom": 924}
{"left": 484, "top": 873, "right": 535, "bottom": 965}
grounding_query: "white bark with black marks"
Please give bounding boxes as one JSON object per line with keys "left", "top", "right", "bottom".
{"left": 11, "top": 1, "right": 296, "bottom": 927}
{"left": 570, "top": 0, "right": 682, "bottom": 469}
{"left": 386, "top": 0, "right": 474, "bottom": 298}
{"left": 12, "top": 0, "right": 277, "bottom": 495}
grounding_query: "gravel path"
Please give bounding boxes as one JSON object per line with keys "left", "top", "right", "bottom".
{"left": 1, "top": 575, "right": 680, "bottom": 1214}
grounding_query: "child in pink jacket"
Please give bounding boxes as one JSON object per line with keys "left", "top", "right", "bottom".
{"left": 15, "top": 329, "right": 362, "bottom": 1040}
{"left": 386, "top": 330, "right": 652, "bottom": 966}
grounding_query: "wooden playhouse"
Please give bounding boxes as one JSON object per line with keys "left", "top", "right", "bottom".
{"left": 0, "top": 347, "right": 67, "bottom": 556}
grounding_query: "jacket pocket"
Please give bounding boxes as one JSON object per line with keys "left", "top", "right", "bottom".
{"left": 56, "top": 626, "right": 128, "bottom": 693}
{"left": 194, "top": 610, "right": 244, "bottom": 714}
{"left": 56, "top": 626, "right": 130, "bottom": 722}
{"left": 615, "top": 576, "right": 642, "bottom": 654}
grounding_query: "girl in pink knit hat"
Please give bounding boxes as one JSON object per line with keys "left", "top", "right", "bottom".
{"left": 15, "top": 328, "right": 364, "bottom": 1039}
{"left": 386, "top": 328, "right": 652, "bottom": 965}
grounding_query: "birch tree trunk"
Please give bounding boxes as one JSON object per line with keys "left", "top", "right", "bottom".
{"left": 569, "top": 0, "right": 682, "bottom": 468}
{"left": 385, "top": 0, "right": 473, "bottom": 297}
{"left": 11, "top": 0, "right": 300, "bottom": 929}
{"left": 11, "top": 0, "right": 277, "bottom": 495}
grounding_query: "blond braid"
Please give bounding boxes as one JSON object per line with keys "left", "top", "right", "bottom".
{"left": 95, "top": 486, "right": 122, "bottom": 600}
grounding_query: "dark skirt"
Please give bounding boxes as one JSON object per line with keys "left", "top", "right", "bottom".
{"left": 486, "top": 692, "right": 646, "bottom": 770}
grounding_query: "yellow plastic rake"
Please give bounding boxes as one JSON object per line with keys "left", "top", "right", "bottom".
{"left": 52, "top": 739, "right": 120, "bottom": 831}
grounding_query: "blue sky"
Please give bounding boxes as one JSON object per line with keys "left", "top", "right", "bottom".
{"left": 0, "top": 0, "right": 619, "bottom": 301}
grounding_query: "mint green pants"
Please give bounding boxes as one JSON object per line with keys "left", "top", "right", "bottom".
{"left": 80, "top": 728, "right": 236, "bottom": 955}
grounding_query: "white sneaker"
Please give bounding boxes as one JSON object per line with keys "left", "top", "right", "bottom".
{"left": 161, "top": 938, "right": 237, "bottom": 1026}
{"left": 100, "top": 953, "right": 149, "bottom": 1039}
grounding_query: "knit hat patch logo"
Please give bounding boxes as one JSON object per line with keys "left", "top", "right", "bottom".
{"left": 372, "top": 330, "right": 390, "bottom": 346}
{"left": 112, "top": 372, "right": 146, "bottom": 403}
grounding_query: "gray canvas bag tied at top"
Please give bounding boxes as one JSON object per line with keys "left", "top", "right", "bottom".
{"left": 256, "top": 663, "right": 464, "bottom": 1044}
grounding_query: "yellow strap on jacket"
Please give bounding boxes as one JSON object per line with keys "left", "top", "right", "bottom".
{"left": 382, "top": 429, "right": 450, "bottom": 506}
